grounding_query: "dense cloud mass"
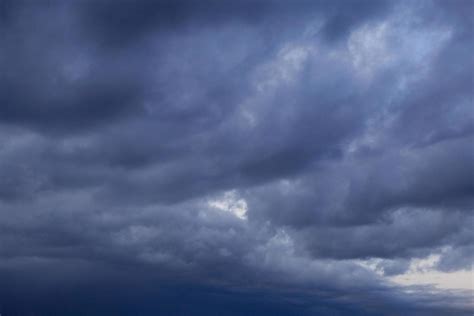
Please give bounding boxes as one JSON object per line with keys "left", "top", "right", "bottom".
{"left": 0, "top": 0, "right": 473, "bottom": 315}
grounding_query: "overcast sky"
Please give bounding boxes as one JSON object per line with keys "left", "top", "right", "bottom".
{"left": 0, "top": 0, "right": 473, "bottom": 315}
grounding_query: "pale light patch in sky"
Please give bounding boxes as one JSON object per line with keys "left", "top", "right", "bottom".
{"left": 357, "top": 254, "right": 474, "bottom": 291}
{"left": 391, "top": 269, "right": 474, "bottom": 291}
{"left": 389, "top": 254, "right": 474, "bottom": 291}
{"left": 208, "top": 190, "right": 248, "bottom": 220}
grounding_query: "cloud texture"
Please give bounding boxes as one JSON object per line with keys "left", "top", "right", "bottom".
{"left": 0, "top": 0, "right": 473, "bottom": 315}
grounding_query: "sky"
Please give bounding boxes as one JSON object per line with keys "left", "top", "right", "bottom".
{"left": 0, "top": 0, "right": 473, "bottom": 315}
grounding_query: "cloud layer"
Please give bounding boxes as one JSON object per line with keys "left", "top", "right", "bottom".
{"left": 0, "top": 0, "right": 473, "bottom": 315}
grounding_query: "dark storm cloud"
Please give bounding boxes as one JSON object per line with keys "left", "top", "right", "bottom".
{"left": 78, "top": 0, "right": 393, "bottom": 46}
{"left": 0, "top": 0, "right": 473, "bottom": 315}
{"left": 0, "top": 0, "right": 393, "bottom": 133}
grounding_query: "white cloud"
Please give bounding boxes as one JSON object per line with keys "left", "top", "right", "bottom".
{"left": 208, "top": 190, "right": 248, "bottom": 220}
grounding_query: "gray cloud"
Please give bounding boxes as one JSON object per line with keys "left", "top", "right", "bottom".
{"left": 0, "top": 0, "right": 472, "bottom": 315}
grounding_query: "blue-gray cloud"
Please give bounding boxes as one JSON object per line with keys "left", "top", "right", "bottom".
{"left": 0, "top": 0, "right": 472, "bottom": 315}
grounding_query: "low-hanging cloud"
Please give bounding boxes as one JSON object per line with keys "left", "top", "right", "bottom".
{"left": 0, "top": 0, "right": 473, "bottom": 315}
